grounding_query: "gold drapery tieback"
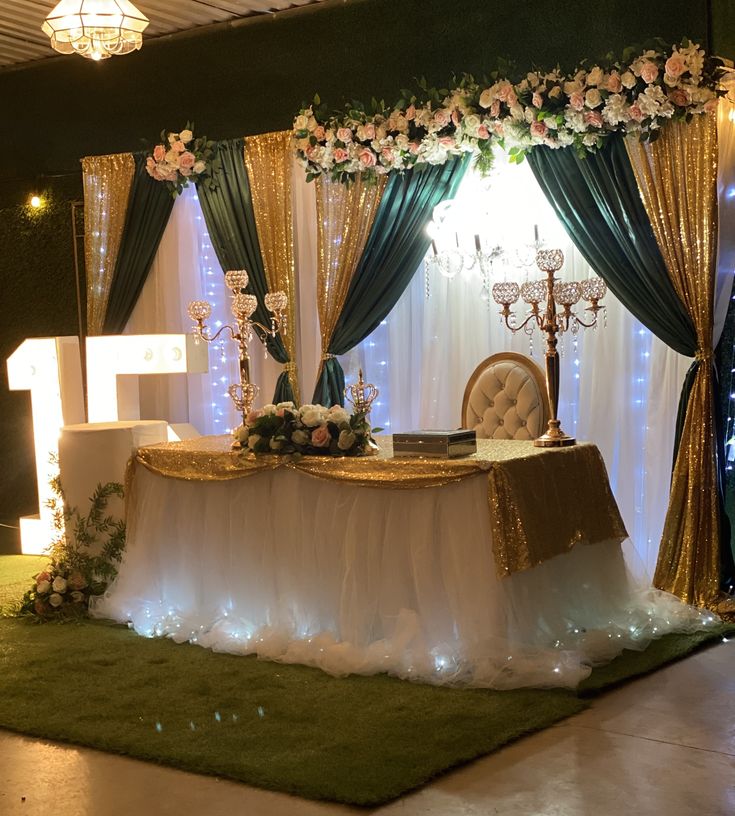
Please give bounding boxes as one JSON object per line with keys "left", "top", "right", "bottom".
{"left": 243, "top": 131, "right": 300, "bottom": 404}
{"left": 81, "top": 153, "right": 135, "bottom": 335}
{"left": 321, "top": 353, "right": 336, "bottom": 361}
{"left": 694, "top": 349, "right": 714, "bottom": 363}
{"left": 626, "top": 113, "right": 720, "bottom": 609}
{"left": 315, "top": 175, "right": 386, "bottom": 383}
{"left": 135, "top": 435, "right": 628, "bottom": 579}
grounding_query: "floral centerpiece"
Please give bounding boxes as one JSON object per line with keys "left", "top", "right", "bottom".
{"left": 145, "top": 123, "right": 219, "bottom": 196}
{"left": 293, "top": 38, "right": 730, "bottom": 180}
{"left": 234, "top": 402, "right": 380, "bottom": 457}
{"left": 14, "top": 479, "right": 126, "bottom": 620}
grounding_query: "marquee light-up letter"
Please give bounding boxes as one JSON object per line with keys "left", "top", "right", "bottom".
{"left": 86, "top": 334, "right": 209, "bottom": 423}
{"left": 6, "top": 337, "right": 85, "bottom": 554}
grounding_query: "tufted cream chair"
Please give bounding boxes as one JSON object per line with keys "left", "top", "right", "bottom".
{"left": 461, "top": 352, "right": 550, "bottom": 441}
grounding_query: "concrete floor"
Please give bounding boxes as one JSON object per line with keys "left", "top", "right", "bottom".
{"left": 0, "top": 639, "right": 733, "bottom": 816}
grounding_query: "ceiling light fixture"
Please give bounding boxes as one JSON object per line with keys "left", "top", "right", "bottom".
{"left": 42, "top": 0, "right": 150, "bottom": 61}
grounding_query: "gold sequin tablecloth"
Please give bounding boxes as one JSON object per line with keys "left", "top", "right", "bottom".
{"left": 133, "top": 435, "right": 627, "bottom": 577}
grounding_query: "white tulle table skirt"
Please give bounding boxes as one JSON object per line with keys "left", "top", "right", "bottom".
{"left": 92, "top": 465, "right": 717, "bottom": 689}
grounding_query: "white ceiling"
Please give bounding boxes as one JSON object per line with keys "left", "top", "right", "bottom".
{"left": 0, "top": 0, "right": 325, "bottom": 69}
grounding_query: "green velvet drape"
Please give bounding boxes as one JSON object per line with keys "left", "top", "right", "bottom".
{"left": 527, "top": 136, "right": 734, "bottom": 591}
{"left": 103, "top": 153, "right": 175, "bottom": 333}
{"left": 196, "top": 139, "right": 294, "bottom": 404}
{"left": 313, "top": 156, "right": 469, "bottom": 406}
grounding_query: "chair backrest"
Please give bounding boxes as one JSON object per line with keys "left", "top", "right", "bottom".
{"left": 461, "top": 351, "right": 550, "bottom": 440}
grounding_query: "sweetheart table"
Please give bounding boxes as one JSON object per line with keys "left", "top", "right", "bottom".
{"left": 91, "top": 435, "right": 716, "bottom": 689}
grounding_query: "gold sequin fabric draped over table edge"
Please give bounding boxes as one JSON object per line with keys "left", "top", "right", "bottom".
{"left": 133, "top": 435, "right": 627, "bottom": 578}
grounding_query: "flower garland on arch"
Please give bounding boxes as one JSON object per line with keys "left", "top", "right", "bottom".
{"left": 293, "top": 39, "right": 730, "bottom": 183}
{"left": 145, "top": 123, "right": 219, "bottom": 197}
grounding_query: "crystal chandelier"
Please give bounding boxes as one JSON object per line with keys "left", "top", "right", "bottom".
{"left": 42, "top": 0, "right": 150, "bottom": 61}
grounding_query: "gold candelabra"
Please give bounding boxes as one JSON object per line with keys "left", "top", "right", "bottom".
{"left": 187, "top": 270, "right": 288, "bottom": 427}
{"left": 344, "top": 368, "right": 379, "bottom": 415}
{"left": 492, "top": 249, "right": 606, "bottom": 447}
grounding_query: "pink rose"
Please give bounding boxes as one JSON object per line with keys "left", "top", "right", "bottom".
{"left": 34, "top": 599, "right": 46, "bottom": 616}
{"left": 490, "top": 100, "right": 501, "bottom": 118}
{"left": 305, "top": 145, "right": 317, "bottom": 159}
{"left": 405, "top": 104, "right": 416, "bottom": 121}
{"left": 439, "top": 136, "right": 455, "bottom": 147}
{"left": 640, "top": 61, "right": 659, "bottom": 84}
{"left": 179, "top": 151, "right": 196, "bottom": 169}
{"left": 668, "top": 88, "right": 689, "bottom": 107}
{"left": 569, "top": 92, "right": 585, "bottom": 111}
{"left": 529, "top": 120, "right": 548, "bottom": 138}
{"left": 276, "top": 408, "right": 286, "bottom": 417}
{"left": 333, "top": 147, "right": 349, "bottom": 163}
{"left": 363, "top": 123, "right": 376, "bottom": 140}
{"left": 665, "top": 54, "right": 687, "bottom": 79}
{"left": 381, "top": 147, "right": 395, "bottom": 162}
{"left": 408, "top": 142, "right": 421, "bottom": 155}
{"left": 704, "top": 98, "right": 719, "bottom": 113}
{"left": 172, "top": 140, "right": 186, "bottom": 153}
{"left": 336, "top": 127, "right": 353, "bottom": 143}
{"left": 496, "top": 82, "right": 514, "bottom": 103}
{"left": 153, "top": 144, "right": 166, "bottom": 162}
{"left": 606, "top": 72, "right": 623, "bottom": 93}
{"left": 36, "top": 571, "right": 51, "bottom": 583}
{"left": 358, "top": 148, "right": 377, "bottom": 167}
{"left": 629, "top": 104, "right": 644, "bottom": 122}
{"left": 152, "top": 166, "right": 165, "bottom": 181}
{"left": 145, "top": 156, "right": 156, "bottom": 171}
{"left": 583, "top": 110, "right": 604, "bottom": 128}
{"left": 433, "top": 109, "right": 451, "bottom": 128}
{"left": 246, "top": 410, "right": 261, "bottom": 424}
{"left": 314, "top": 125, "right": 326, "bottom": 140}
{"left": 532, "top": 91, "right": 544, "bottom": 108}
{"left": 477, "top": 124, "right": 490, "bottom": 139}
{"left": 451, "top": 109, "right": 461, "bottom": 126}
{"left": 67, "top": 571, "right": 86, "bottom": 590}
{"left": 311, "top": 425, "right": 331, "bottom": 447}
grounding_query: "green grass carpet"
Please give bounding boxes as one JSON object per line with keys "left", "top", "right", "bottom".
{"left": 0, "top": 555, "right": 46, "bottom": 612}
{"left": 0, "top": 556, "right": 730, "bottom": 805}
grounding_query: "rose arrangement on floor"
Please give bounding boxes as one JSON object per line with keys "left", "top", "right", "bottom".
{"left": 234, "top": 402, "right": 380, "bottom": 457}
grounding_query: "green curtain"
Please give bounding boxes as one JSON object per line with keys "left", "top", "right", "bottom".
{"left": 196, "top": 138, "right": 294, "bottom": 404}
{"left": 527, "top": 136, "right": 734, "bottom": 592}
{"left": 313, "top": 156, "right": 469, "bottom": 406}
{"left": 103, "top": 153, "right": 175, "bottom": 333}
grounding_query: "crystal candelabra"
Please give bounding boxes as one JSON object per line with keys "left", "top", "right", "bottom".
{"left": 492, "top": 249, "right": 607, "bottom": 447}
{"left": 187, "top": 270, "right": 288, "bottom": 428}
{"left": 344, "top": 368, "right": 379, "bottom": 415}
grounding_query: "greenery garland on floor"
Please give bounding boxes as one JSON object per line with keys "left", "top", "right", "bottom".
{"left": 11, "top": 472, "right": 125, "bottom": 620}
{"left": 292, "top": 38, "right": 730, "bottom": 183}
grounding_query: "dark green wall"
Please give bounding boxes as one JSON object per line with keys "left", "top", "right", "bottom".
{"left": 0, "top": 0, "right": 719, "bottom": 543}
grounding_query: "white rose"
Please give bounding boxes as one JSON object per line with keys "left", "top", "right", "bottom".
{"left": 294, "top": 114, "right": 310, "bottom": 131}
{"left": 71, "top": 591, "right": 85, "bottom": 603}
{"left": 269, "top": 437, "right": 284, "bottom": 451}
{"left": 52, "top": 576, "right": 67, "bottom": 593}
{"left": 584, "top": 88, "right": 602, "bottom": 109}
{"left": 247, "top": 434, "right": 262, "bottom": 450}
{"left": 337, "top": 430, "right": 357, "bottom": 450}
{"left": 235, "top": 425, "right": 249, "bottom": 443}
{"left": 193, "top": 160, "right": 206, "bottom": 174}
{"left": 587, "top": 66, "right": 604, "bottom": 86}
{"left": 292, "top": 429, "right": 309, "bottom": 445}
{"left": 327, "top": 406, "right": 350, "bottom": 424}
{"left": 276, "top": 401, "right": 295, "bottom": 411}
{"left": 463, "top": 113, "right": 481, "bottom": 133}
{"left": 262, "top": 404, "right": 277, "bottom": 415}
{"left": 179, "top": 129, "right": 193, "bottom": 143}
{"left": 36, "top": 579, "right": 50, "bottom": 594}
{"left": 49, "top": 593, "right": 63, "bottom": 608}
{"left": 301, "top": 408, "right": 324, "bottom": 427}
{"left": 168, "top": 133, "right": 177, "bottom": 145}
{"left": 478, "top": 88, "right": 494, "bottom": 109}
{"left": 621, "top": 71, "right": 636, "bottom": 89}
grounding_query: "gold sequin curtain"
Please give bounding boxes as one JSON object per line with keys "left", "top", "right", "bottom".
{"left": 243, "top": 131, "right": 300, "bottom": 403}
{"left": 315, "top": 175, "right": 387, "bottom": 374}
{"left": 81, "top": 153, "right": 135, "bottom": 335}
{"left": 626, "top": 114, "right": 721, "bottom": 608}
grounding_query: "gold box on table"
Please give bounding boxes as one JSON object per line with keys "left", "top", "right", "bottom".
{"left": 392, "top": 430, "right": 477, "bottom": 459}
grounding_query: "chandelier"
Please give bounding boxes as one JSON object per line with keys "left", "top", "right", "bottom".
{"left": 42, "top": 0, "right": 150, "bottom": 61}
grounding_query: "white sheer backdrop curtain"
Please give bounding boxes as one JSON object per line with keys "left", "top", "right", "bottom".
{"left": 341, "top": 158, "right": 691, "bottom": 576}
{"left": 125, "top": 186, "right": 281, "bottom": 434}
